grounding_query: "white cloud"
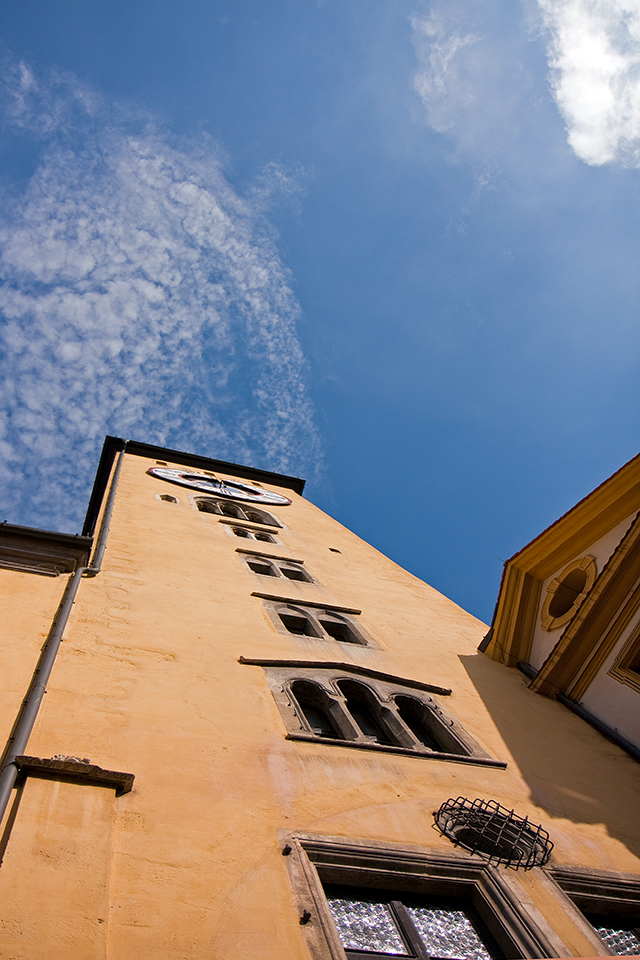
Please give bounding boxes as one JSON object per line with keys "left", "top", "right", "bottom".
{"left": 0, "top": 60, "right": 322, "bottom": 531}
{"left": 535, "top": 0, "right": 640, "bottom": 165}
{"left": 411, "top": 0, "right": 640, "bottom": 169}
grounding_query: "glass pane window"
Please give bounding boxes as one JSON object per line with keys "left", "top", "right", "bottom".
{"left": 326, "top": 897, "right": 409, "bottom": 956}
{"left": 408, "top": 907, "right": 492, "bottom": 960}
{"left": 595, "top": 925, "right": 640, "bottom": 956}
{"left": 324, "top": 887, "right": 501, "bottom": 960}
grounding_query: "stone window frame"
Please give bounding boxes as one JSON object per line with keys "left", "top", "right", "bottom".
{"left": 237, "top": 549, "right": 315, "bottom": 583}
{"left": 609, "top": 619, "right": 640, "bottom": 695}
{"left": 238, "top": 658, "right": 503, "bottom": 768}
{"left": 281, "top": 834, "right": 562, "bottom": 960}
{"left": 540, "top": 556, "right": 597, "bottom": 632}
{"left": 226, "top": 525, "right": 281, "bottom": 544}
{"left": 258, "top": 595, "right": 373, "bottom": 647}
{"left": 190, "top": 495, "right": 283, "bottom": 528}
{"left": 548, "top": 865, "right": 640, "bottom": 956}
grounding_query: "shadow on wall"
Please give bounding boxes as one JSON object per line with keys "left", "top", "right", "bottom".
{"left": 459, "top": 653, "right": 640, "bottom": 862}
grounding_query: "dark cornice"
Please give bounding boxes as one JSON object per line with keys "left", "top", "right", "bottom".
{"left": 83, "top": 436, "right": 306, "bottom": 537}
{"left": 0, "top": 523, "right": 93, "bottom": 576}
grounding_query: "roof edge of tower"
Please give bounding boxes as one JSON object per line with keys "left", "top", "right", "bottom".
{"left": 82, "top": 436, "right": 306, "bottom": 538}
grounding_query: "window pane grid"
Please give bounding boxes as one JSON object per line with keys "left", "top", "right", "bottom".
{"left": 596, "top": 926, "right": 640, "bottom": 956}
{"left": 407, "top": 907, "right": 492, "bottom": 960}
{"left": 326, "top": 892, "right": 498, "bottom": 960}
{"left": 327, "top": 898, "right": 410, "bottom": 956}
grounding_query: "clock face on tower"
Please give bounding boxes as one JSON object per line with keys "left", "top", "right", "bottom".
{"left": 147, "top": 467, "right": 292, "bottom": 506}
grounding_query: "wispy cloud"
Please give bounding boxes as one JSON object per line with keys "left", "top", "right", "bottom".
{"left": 411, "top": 0, "right": 640, "bottom": 169}
{"left": 0, "top": 59, "right": 322, "bottom": 532}
{"left": 410, "top": 0, "right": 550, "bottom": 175}
{"left": 536, "top": 0, "right": 640, "bottom": 166}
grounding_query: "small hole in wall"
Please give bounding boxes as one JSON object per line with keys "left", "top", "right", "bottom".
{"left": 156, "top": 460, "right": 168, "bottom": 465}
{"left": 329, "top": 548, "right": 341, "bottom": 553}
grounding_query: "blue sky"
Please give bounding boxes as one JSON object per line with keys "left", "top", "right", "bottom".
{"left": 1, "top": 0, "right": 638, "bottom": 622}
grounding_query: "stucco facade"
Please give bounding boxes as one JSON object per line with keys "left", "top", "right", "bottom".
{"left": 0, "top": 440, "right": 638, "bottom": 959}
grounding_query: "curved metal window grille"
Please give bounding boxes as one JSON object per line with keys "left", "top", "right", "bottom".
{"left": 433, "top": 797, "right": 553, "bottom": 870}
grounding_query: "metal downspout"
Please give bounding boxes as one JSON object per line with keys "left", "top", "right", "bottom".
{"left": 0, "top": 446, "right": 127, "bottom": 827}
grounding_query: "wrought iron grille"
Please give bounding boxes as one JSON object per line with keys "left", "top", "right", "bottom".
{"left": 433, "top": 797, "right": 553, "bottom": 869}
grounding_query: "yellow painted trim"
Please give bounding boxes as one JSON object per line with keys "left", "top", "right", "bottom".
{"left": 608, "top": 618, "right": 640, "bottom": 695}
{"left": 508, "top": 454, "right": 640, "bottom": 579}
{"left": 540, "top": 556, "right": 597, "bottom": 632}
{"left": 531, "top": 512, "right": 640, "bottom": 698}
{"left": 483, "top": 452, "right": 640, "bottom": 672}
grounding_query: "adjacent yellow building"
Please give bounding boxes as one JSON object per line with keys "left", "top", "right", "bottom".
{"left": 0, "top": 437, "right": 638, "bottom": 959}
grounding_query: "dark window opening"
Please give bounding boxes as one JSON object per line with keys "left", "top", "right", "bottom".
{"left": 338, "top": 681, "right": 394, "bottom": 745}
{"left": 220, "top": 502, "right": 243, "bottom": 518}
{"left": 281, "top": 565, "right": 310, "bottom": 582}
{"left": 247, "top": 560, "right": 276, "bottom": 577}
{"left": 320, "top": 618, "right": 359, "bottom": 644}
{"left": 255, "top": 532, "right": 275, "bottom": 542}
{"left": 548, "top": 568, "right": 588, "bottom": 618}
{"left": 280, "top": 612, "right": 317, "bottom": 637}
{"left": 395, "top": 697, "right": 442, "bottom": 751}
{"left": 160, "top": 494, "right": 177, "bottom": 503}
{"left": 291, "top": 682, "right": 343, "bottom": 740}
{"left": 323, "top": 885, "right": 501, "bottom": 960}
{"left": 197, "top": 499, "right": 220, "bottom": 514}
{"left": 233, "top": 527, "right": 251, "bottom": 538}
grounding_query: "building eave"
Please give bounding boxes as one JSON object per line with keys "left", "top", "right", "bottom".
{"left": 83, "top": 436, "right": 307, "bottom": 538}
{"left": 483, "top": 452, "right": 640, "bottom": 668}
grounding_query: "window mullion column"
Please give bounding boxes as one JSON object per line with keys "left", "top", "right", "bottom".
{"left": 391, "top": 901, "right": 430, "bottom": 959}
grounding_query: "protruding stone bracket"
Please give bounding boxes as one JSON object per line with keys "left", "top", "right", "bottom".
{"left": 14, "top": 756, "right": 135, "bottom": 796}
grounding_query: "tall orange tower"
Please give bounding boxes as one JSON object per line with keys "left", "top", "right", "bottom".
{"left": 0, "top": 437, "right": 638, "bottom": 959}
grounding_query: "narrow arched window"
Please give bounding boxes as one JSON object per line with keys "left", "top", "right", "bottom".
{"left": 254, "top": 532, "right": 276, "bottom": 543}
{"left": 395, "top": 696, "right": 442, "bottom": 751}
{"left": 196, "top": 499, "right": 221, "bottom": 515}
{"left": 318, "top": 613, "right": 361, "bottom": 644}
{"left": 291, "top": 681, "right": 343, "bottom": 739}
{"left": 279, "top": 561, "right": 311, "bottom": 582}
{"left": 246, "top": 557, "right": 278, "bottom": 577}
{"left": 278, "top": 607, "right": 320, "bottom": 637}
{"left": 244, "top": 507, "right": 280, "bottom": 527}
{"left": 160, "top": 494, "right": 178, "bottom": 503}
{"left": 232, "top": 527, "right": 251, "bottom": 538}
{"left": 337, "top": 680, "right": 394, "bottom": 745}
{"left": 219, "top": 502, "right": 244, "bottom": 519}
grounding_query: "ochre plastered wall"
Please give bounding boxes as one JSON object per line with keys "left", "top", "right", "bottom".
{"left": 0, "top": 451, "right": 638, "bottom": 959}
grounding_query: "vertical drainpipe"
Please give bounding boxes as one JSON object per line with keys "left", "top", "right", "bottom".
{"left": 0, "top": 445, "right": 127, "bottom": 827}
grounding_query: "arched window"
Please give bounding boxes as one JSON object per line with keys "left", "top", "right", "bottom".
{"left": 244, "top": 507, "right": 280, "bottom": 527}
{"left": 195, "top": 498, "right": 282, "bottom": 527}
{"left": 246, "top": 557, "right": 278, "bottom": 577}
{"left": 232, "top": 527, "right": 251, "bottom": 538}
{"left": 278, "top": 606, "right": 321, "bottom": 638}
{"left": 279, "top": 561, "right": 311, "bottom": 582}
{"left": 337, "top": 680, "right": 394, "bottom": 745}
{"left": 317, "top": 613, "right": 362, "bottom": 644}
{"left": 232, "top": 527, "right": 277, "bottom": 543}
{"left": 395, "top": 696, "right": 442, "bottom": 751}
{"left": 160, "top": 494, "right": 178, "bottom": 503}
{"left": 196, "top": 499, "right": 221, "bottom": 515}
{"left": 395, "top": 695, "right": 467, "bottom": 755}
{"left": 290, "top": 680, "right": 344, "bottom": 739}
{"left": 242, "top": 554, "right": 312, "bottom": 581}
{"left": 219, "top": 502, "right": 244, "bottom": 519}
